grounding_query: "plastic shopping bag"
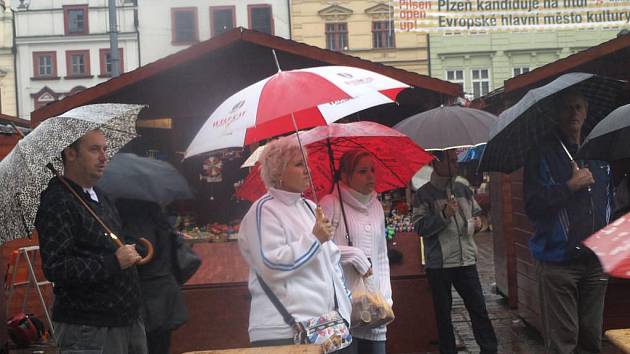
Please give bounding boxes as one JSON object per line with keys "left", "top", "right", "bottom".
{"left": 350, "top": 275, "right": 395, "bottom": 329}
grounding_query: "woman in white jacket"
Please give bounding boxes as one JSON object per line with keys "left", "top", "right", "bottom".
{"left": 320, "top": 150, "right": 393, "bottom": 354}
{"left": 238, "top": 135, "right": 353, "bottom": 352}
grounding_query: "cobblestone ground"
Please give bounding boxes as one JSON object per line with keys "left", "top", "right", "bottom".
{"left": 449, "top": 231, "right": 616, "bottom": 354}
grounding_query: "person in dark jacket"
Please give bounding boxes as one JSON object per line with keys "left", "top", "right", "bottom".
{"left": 35, "top": 130, "right": 148, "bottom": 354}
{"left": 116, "top": 199, "right": 188, "bottom": 354}
{"left": 412, "top": 149, "right": 497, "bottom": 354}
{"left": 523, "top": 89, "right": 613, "bottom": 354}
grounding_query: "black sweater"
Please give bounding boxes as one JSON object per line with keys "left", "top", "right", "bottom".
{"left": 35, "top": 177, "right": 142, "bottom": 327}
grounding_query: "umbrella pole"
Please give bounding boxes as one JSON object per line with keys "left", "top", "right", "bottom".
{"left": 559, "top": 138, "right": 592, "bottom": 193}
{"left": 326, "top": 138, "right": 353, "bottom": 246}
{"left": 45, "top": 163, "right": 154, "bottom": 265}
{"left": 446, "top": 158, "right": 464, "bottom": 238}
{"left": 291, "top": 113, "right": 318, "bottom": 204}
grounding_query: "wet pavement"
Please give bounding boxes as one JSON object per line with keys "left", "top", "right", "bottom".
{"left": 450, "top": 231, "right": 617, "bottom": 354}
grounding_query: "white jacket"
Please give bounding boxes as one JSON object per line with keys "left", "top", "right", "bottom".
{"left": 238, "top": 187, "right": 352, "bottom": 342}
{"left": 320, "top": 183, "right": 393, "bottom": 341}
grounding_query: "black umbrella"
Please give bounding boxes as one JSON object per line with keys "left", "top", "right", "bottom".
{"left": 577, "top": 104, "right": 630, "bottom": 161}
{"left": 478, "top": 72, "right": 626, "bottom": 173}
{"left": 393, "top": 105, "right": 497, "bottom": 151}
{"left": 97, "top": 153, "right": 193, "bottom": 205}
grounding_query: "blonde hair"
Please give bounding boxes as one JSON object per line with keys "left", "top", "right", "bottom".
{"left": 259, "top": 135, "right": 304, "bottom": 189}
{"left": 339, "top": 149, "right": 372, "bottom": 178}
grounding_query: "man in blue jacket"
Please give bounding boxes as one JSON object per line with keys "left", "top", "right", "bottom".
{"left": 523, "top": 88, "right": 613, "bottom": 354}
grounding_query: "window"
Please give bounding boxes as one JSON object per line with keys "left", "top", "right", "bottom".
{"left": 65, "top": 50, "right": 91, "bottom": 77}
{"left": 372, "top": 21, "right": 395, "bottom": 49}
{"left": 32, "top": 88, "right": 58, "bottom": 110}
{"left": 325, "top": 23, "right": 348, "bottom": 51}
{"left": 32, "top": 52, "right": 57, "bottom": 79}
{"left": 513, "top": 67, "right": 530, "bottom": 77}
{"left": 471, "top": 69, "right": 490, "bottom": 98}
{"left": 171, "top": 8, "right": 198, "bottom": 44}
{"left": 248, "top": 5, "right": 273, "bottom": 34}
{"left": 99, "top": 48, "right": 124, "bottom": 77}
{"left": 446, "top": 69, "right": 464, "bottom": 89}
{"left": 211, "top": 6, "right": 235, "bottom": 37}
{"left": 64, "top": 5, "right": 89, "bottom": 35}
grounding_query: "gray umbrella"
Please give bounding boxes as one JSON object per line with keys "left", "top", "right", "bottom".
{"left": 393, "top": 105, "right": 497, "bottom": 151}
{"left": 97, "top": 153, "right": 193, "bottom": 205}
{"left": 478, "top": 72, "right": 625, "bottom": 173}
{"left": 0, "top": 104, "right": 143, "bottom": 243}
{"left": 577, "top": 104, "right": 630, "bottom": 161}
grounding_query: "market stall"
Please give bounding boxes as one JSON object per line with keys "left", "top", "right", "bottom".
{"left": 25, "top": 28, "right": 460, "bottom": 353}
{"left": 170, "top": 232, "right": 438, "bottom": 354}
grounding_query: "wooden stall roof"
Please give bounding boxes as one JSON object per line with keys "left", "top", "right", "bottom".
{"left": 31, "top": 27, "right": 462, "bottom": 125}
{"left": 473, "top": 32, "right": 630, "bottom": 113}
{"left": 0, "top": 113, "right": 29, "bottom": 128}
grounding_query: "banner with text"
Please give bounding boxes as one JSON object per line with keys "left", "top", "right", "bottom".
{"left": 395, "top": 0, "right": 630, "bottom": 32}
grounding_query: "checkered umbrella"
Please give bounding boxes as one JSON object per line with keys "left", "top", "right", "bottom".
{"left": 478, "top": 72, "right": 626, "bottom": 173}
{"left": 0, "top": 104, "right": 143, "bottom": 243}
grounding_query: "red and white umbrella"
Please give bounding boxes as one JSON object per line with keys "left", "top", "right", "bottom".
{"left": 184, "top": 66, "right": 409, "bottom": 159}
{"left": 234, "top": 121, "right": 434, "bottom": 202}
{"left": 583, "top": 213, "right": 630, "bottom": 278}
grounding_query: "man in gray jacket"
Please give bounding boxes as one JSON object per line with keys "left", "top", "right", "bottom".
{"left": 412, "top": 149, "right": 497, "bottom": 354}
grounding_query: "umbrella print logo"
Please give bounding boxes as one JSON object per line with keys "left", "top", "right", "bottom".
{"left": 338, "top": 72, "right": 373, "bottom": 86}
{"left": 230, "top": 100, "right": 246, "bottom": 114}
{"left": 213, "top": 100, "right": 247, "bottom": 129}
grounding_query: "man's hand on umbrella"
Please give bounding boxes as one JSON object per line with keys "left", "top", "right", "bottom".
{"left": 443, "top": 197, "right": 460, "bottom": 218}
{"left": 567, "top": 161, "right": 594, "bottom": 192}
{"left": 116, "top": 244, "right": 142, "bottom": 269}
{"left": 313, "top": 207, "right": 334, "bottom": 243}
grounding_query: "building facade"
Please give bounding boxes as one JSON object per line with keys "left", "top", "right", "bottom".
{"left": 430, "top": 29, "right": 629, "bottom": 100}
{"left": 291, "top": 0, "right": 429, "bottom": 75}
{"left": 0, "top": 1, "right": 16, "bottom": 116}
{"left": 13, "top": 0, "right": 139, "bottom": 120}
{"left": 137, "top": 0, "right": 290, "bottom": 65}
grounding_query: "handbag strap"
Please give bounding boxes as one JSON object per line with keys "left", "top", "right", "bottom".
{"left": 255, "top": 273, "right": 298, "bottom": 328}
{"left": 256, "top": 201, "right": 340, "bottom": 325}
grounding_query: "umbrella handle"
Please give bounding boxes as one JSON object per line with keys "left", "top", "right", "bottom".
{"left": 109, "top": 233, "right": 155, "bottom": 265}
{"left": 136, "top": 238, "right": 154, "bottom": 265}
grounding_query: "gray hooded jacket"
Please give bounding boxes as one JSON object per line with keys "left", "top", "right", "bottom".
{"left": 412, "top": 173, "right": 481, "bottom": 269}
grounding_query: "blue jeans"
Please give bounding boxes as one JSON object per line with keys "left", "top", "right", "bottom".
{"left": 426, "top": 265, "right": 497, "bottom": 354}
{"left": 53, "top": 319, "right": 148, "bottom": 354}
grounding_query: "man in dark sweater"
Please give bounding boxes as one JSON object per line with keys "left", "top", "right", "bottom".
{"left": 523, "top": 89, "right": 612, "bottom": 353}
{"left": 35, "top": 130, "right": 148, "bottom": 353}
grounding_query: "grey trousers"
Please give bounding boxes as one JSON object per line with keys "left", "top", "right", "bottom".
{"left": 53, "top": 319, "right": 148, "bottom": 354}
{"left": 354, "top": 338, "right": 386, "bottom": 354}
{"left": 536, "top": 253, "right": 608, "bottom": 354}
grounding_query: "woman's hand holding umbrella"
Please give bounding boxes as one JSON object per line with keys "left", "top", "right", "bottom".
{"left": 313, "top": 207, "right": 335, "bottom": 243}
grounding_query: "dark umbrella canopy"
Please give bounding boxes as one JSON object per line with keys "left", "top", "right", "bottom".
{"left": 97, "top": 153, "right": 193, "bottom": 205}
{"left": 393, "top": 105, "right": 497, "bottom": 151}
{"left": 479, "top": 72, "right": 625, "bottom": 173}
{"left": 577, "top": 104, "right": 630, "bottom": 161}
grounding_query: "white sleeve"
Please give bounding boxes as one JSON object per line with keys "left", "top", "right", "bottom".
{"left": 238, "top": 202, "right": 321, "bottom": 281}
{"left": 375, "top": 205, "right": 393, "bottom": 306}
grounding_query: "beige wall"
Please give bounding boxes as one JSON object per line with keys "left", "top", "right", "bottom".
{"left": 291, "top": 0, "right": 429, "bottom": 75}
{"left": 0, "top": 6, "right": 16, "bottom": 117}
